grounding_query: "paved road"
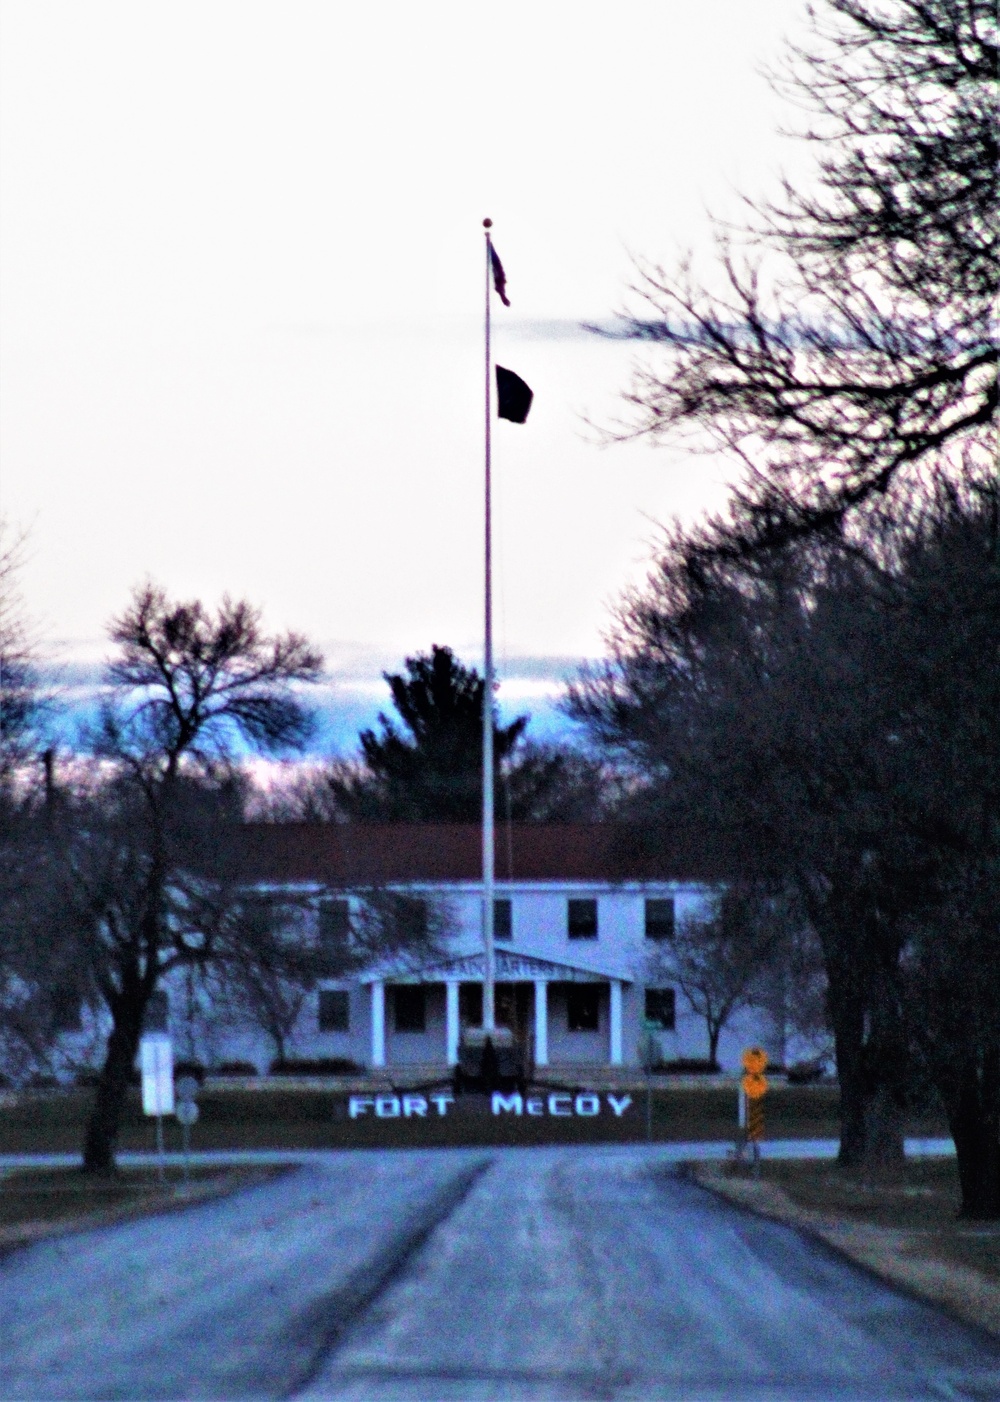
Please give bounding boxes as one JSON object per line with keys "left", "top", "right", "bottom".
{"left": 1, "top": 1147, "right": 997, "bottom": 1401}
{"left": 0, "top": 1151, "right": 487, "bottom": 1400}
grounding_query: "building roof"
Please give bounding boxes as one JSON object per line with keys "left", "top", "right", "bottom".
{"left": 235, "top": 823, "right": 715, "bottom": 886}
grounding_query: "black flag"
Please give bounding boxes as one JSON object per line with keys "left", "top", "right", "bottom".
{"left": 490, "top": 246, "right": 510, "bottom": 306}
{"left": 496, "top": 366, "right": 533, "bottom": 423}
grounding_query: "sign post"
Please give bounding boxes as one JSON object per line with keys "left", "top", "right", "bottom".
{"left": 639, "top": 1023, "right": 660, "bottom": 1142}
{"left": 140, "top": 1035, "right": 174, "bottom": 1183}
{"left": 739, "top": 1046, "right": 768, "bottom": 1176}
{"left": 174, "top": 1075, "right": 200, "bottom": 1191}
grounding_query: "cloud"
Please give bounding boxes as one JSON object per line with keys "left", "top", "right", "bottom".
{"left": 263, "top": 316, "right": 617, "bottom": 344}
{"left": 34, "top": 646, "right": 588, "bottom": 757}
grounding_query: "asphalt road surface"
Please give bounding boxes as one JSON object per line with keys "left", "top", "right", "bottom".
{"left": 1, "top": 1147, "right": 998, "bottom": 1402}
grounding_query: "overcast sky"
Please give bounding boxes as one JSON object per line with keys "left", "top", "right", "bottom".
{"left": 1, "top": 0, "right": 811, "bottom": 749}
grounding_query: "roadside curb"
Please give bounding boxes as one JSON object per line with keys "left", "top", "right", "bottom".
{"left": 684, "top": 1163, "right": 1000, "bottom": 1343}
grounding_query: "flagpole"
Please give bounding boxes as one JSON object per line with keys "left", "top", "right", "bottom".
{"left": 482, "top": 217, "right": 496, "bottom": 1035}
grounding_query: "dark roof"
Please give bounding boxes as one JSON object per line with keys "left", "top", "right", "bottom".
{"left": 234, "top": 823, "right": 717, "bottom": 886}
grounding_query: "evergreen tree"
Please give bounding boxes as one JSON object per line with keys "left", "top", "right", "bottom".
{"left": 330, "top": 646, "right": 527, "bottom": 822}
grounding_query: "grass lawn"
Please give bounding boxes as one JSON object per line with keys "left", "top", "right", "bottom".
{"left": 754, "top": 1157, "right": 1000, "bottom": 1285}
{"left": 0, "top": 1083, "right": 947, "bottom": 1154}
{"left": 691, "top": 1156, "right": 1000, "bottom": 1339}
{"left": 0, "top": 1163, "right": 288, "bottom": 1245}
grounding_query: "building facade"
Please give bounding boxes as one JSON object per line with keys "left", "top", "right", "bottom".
{"left": 140, "top": 824, "right": 794, "bottom": 1076}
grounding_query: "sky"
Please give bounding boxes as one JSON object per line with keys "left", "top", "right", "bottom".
{"left": 1, "top": 0, "right": 812, "bottom": 754}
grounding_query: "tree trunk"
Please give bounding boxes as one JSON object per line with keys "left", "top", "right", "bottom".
{"left": 943, "top": 1051, "right": 1000, "bottom": 1221}
{"left": 83, "top": 986, "right": 146, "bottom": 1175}
{"left": 831, "top": 984, "right": 906, "bottom": 1176}
{"left": 836, "top": 1028, "right": 871, "bottom": 1165}
{"left": 707, "top": 1021, "right": 721, "bottom": 1071}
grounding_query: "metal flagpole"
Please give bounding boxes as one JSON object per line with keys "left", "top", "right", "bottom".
{"left": 482, "top": 217, "right": 496, "bottom": 1034}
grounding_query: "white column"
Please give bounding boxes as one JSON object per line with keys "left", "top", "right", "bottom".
{"left": 534, "top": 980, "right": 548, "bottom": 1067}
{"left": 446, "top": 980, "right": 460, "bottom": 1066}
{"left": 371, "top": 981, "right": 386, "bottom": 1068}
{"left": 609, "top": 980, "right": 623, "bottom": 1066}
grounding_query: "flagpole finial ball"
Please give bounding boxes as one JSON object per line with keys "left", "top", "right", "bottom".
{"left": 483, "top": 218, "right": 492, "bottom": 228}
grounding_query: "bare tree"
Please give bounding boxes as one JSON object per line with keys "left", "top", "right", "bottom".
{"left": 206, "top": 894, "right": 324, "bottom": 1066}
{"left": 0, "top": 522, "right": 46, "bottom": 785}
{"left": 653, "top": 885, "right": 786, "bottom": 1068}
{"left": 63, "top": 583, "right": 324, "bottom": 1173}
{"left": 0, "top": 525, "right": 61, "bottom": 1083}
{"left": 600, "top": 0, "right": 997, "bottom": 559}
{"left": 571, "top": 471, "right": 1000, "bottom": 1207}
{"left": 570, "top": 531, "right": 922, "bottom": 1173}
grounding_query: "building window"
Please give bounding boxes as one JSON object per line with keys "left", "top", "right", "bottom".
{"left": 645, "top": 898, "right": 675, "bottom": 940}
{"left": 645, "top": 988, "right": 676, "bottom": 1031}
{"left": 143, "top": 990, "right": 169, "bottom": 1033}
{"left": 567, "top": 898, "right": 598, "bottom": 939}
{"left": 567, "top": 986, "right": 600, "bottom": 1031}
{"left": 394, "top": 986, "right": 426, "bottom": 1033}
{"left": 395, "top": 896, "right": 428, "bottom": 942}
{"left": 318, "top": 900, "right": 351, "bottom": 968}
{"left": 318, "top": 989, "right": 350, "bottom": 1033}
{"left": 51, "top": 988, "right": 82, "bottom": 1033}
{"left": 494, "top": 898, "right": 512, "bottom": 942}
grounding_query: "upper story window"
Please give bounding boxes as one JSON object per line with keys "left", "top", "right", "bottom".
{"left": 143, "top": 990, "right": 169, "bottom": 1033}
{"left": 318, "top": 989, "right": 350, "bottom": 1033}
{"left": 395, "top": 896, "right": 428, "bottom": 942}
{"left": 494, "top": 898, "right": 512, "bottom": 943}
{"left": 51, "top": 987, "right": 82, "bottom": 1033}
{"left": 318, "top": 899, "right": 351, "bottom": 968}
{"left": 644, "top": 897, "right": 675, "bottom": 940}
{"left": 567, "top": 898, "right": 598, "bottom": 939}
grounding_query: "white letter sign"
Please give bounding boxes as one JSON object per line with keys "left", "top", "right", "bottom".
{"left": 140, "top": 1035, "right": 174, "bottom": 1116}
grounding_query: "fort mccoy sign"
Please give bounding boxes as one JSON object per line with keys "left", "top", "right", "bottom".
{"left": 348, "top": 1092, "right": 634, "bottom": 1121}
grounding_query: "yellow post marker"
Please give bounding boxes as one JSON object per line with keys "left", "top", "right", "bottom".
{"left": 739, "top": 1047, "right": 768, "bottom": 1168}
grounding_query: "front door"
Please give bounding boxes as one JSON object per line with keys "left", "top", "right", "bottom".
{"left": 460, "top": 982, "right": 531, "bottom": 1044}
{"left": 495, "top": 983, "right": 531, "bottom": 1045}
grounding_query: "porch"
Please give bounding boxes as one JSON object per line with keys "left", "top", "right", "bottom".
{"left": 360, "top": 950, "right": 632, "bottom": 1070}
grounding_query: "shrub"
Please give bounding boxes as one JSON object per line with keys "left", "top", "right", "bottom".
{"left": 211, "top": 1060, "right": 259, "bottom": 1077}
{"left": 787, "top": 1058, "right": 826, "bottom": 1085}
{"left": 173, "top": 1059, "right": 206, "bottom": 1084}
{"left": 654, "top": 1058, "right": 720, "bottom": 1075}
{"left": 268, "top": 1057, "right": 362, "bottom": 1077}
{"left": 74, "top": 1069, "right": 102, "bottom": 1088}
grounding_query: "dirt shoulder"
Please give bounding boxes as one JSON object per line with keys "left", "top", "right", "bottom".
{"left": 0, "top": 1163, "right": 294, "bottom": 1255}
{"left": 688, "top": 1157, "right": 1000, "bottom": 1341}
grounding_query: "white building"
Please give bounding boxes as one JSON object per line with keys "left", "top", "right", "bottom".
{"left": 146, "top": 824, "right": 790, "bottom": 1076}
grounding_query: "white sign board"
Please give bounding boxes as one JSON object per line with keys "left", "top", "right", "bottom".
{"left": 140, "top": 1035, "right": 174, "bottom": 1115}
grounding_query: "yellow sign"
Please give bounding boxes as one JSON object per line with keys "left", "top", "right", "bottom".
{"left": 741, "top": 1046, "right": 768, "bottom": 1075}
{"left": 742, "top": 1072, "right": 768, "bottom": 1100}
